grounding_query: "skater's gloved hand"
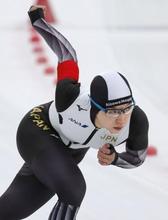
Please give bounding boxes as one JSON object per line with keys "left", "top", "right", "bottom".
{"left": 28, "top": 5, "right": 46, "bottom": 14}
{"left": 97, "top": 144, "right": 116, "bottom": 166}
{"left": 28, "top": 5, "right": 46, "bottom": 24}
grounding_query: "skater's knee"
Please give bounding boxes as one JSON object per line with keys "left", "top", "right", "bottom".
{"left": 72, "top": 176, "right": 86, "bottom": 204}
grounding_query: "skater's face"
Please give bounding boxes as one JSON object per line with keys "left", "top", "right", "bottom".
{"left": 95, "top": 103, "right": 134, "bottom": 133}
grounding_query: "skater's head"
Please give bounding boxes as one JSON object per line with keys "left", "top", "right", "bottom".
{"left": 90, "top": 72, "right": 135, "bottom": 133}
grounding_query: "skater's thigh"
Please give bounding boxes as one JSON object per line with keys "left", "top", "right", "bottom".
{"left": 31, "top": 139, "right": 86, "bottom": 206}
{"left": 0, "top": 163, "right": 54, "bottom": 220}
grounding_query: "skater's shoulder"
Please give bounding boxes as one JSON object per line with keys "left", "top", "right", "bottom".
{"left": 131, "top": 105, "right": 149, "bottom": 127}
{"left": 56, "top": 79, "right": 81, "bottom": 112}
{"left": 56, "top": 78, "right": 81, "bottom": 96}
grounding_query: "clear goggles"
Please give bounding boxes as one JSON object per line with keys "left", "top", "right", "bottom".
{"left": 90, "top": 97, "right": 135, "bottom": 118}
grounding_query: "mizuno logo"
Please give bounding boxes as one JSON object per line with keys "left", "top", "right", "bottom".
{"left": 77, "top": 104, "right": 87, "bottom": 111}
{"left": 68, "top": 118, "right": 88, "bottom": 128}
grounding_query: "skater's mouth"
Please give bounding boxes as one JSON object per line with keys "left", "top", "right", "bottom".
{"left": 113, "top": 126, "right": 123, "bottom": 131}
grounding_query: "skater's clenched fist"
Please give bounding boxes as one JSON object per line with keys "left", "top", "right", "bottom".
{"left": 28, "top": 5, "right": 47, "bottom": 24}
{"left": 28, "top": 5, "right": 46, "bottom": 15}
{"left": 97, "top": 144, "right": 116, "bottom": 166}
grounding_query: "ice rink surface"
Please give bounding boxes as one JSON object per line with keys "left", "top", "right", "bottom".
{"left": 0, "top": 0, "right": 168, "bottom": 219}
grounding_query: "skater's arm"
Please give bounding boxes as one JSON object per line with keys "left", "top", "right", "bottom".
{"left": 28, "top": 6, "right": 80, "bottom": 111}
{"left": 111, "top": 146, "right": 148, "bottom": 169}
{"left": 28, "top": 6, "right": 76, "bottom": 61}
{"left": 111, "top": 107, "right": 149, "bottom": 169}
{"left": 28, "top": 6, "right": 78, "bottom": 64}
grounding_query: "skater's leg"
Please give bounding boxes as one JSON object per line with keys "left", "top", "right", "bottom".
{"left": 48, "top": 200, "right": 79, "bottom": 220}
{"left": 0, "top": 163, "right": 54, "bottom": 220}
{"left": 31, "top": 144, "right": 86, "bottom": 220}
{"left": 17, "top": 105, "right": 86, "bottom": 207}
{"left": 31, "top": 140, "right": 86, "bottom": 207}
{"left": 16, "top": 103, "right": 87, "bottom": 219}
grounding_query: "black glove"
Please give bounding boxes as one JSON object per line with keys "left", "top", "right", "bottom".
{"left": 109, "top": 144, "right": 118, "bottom": 164}
{"left": 28, "top": 7, "right": 45, "bottom": 25}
